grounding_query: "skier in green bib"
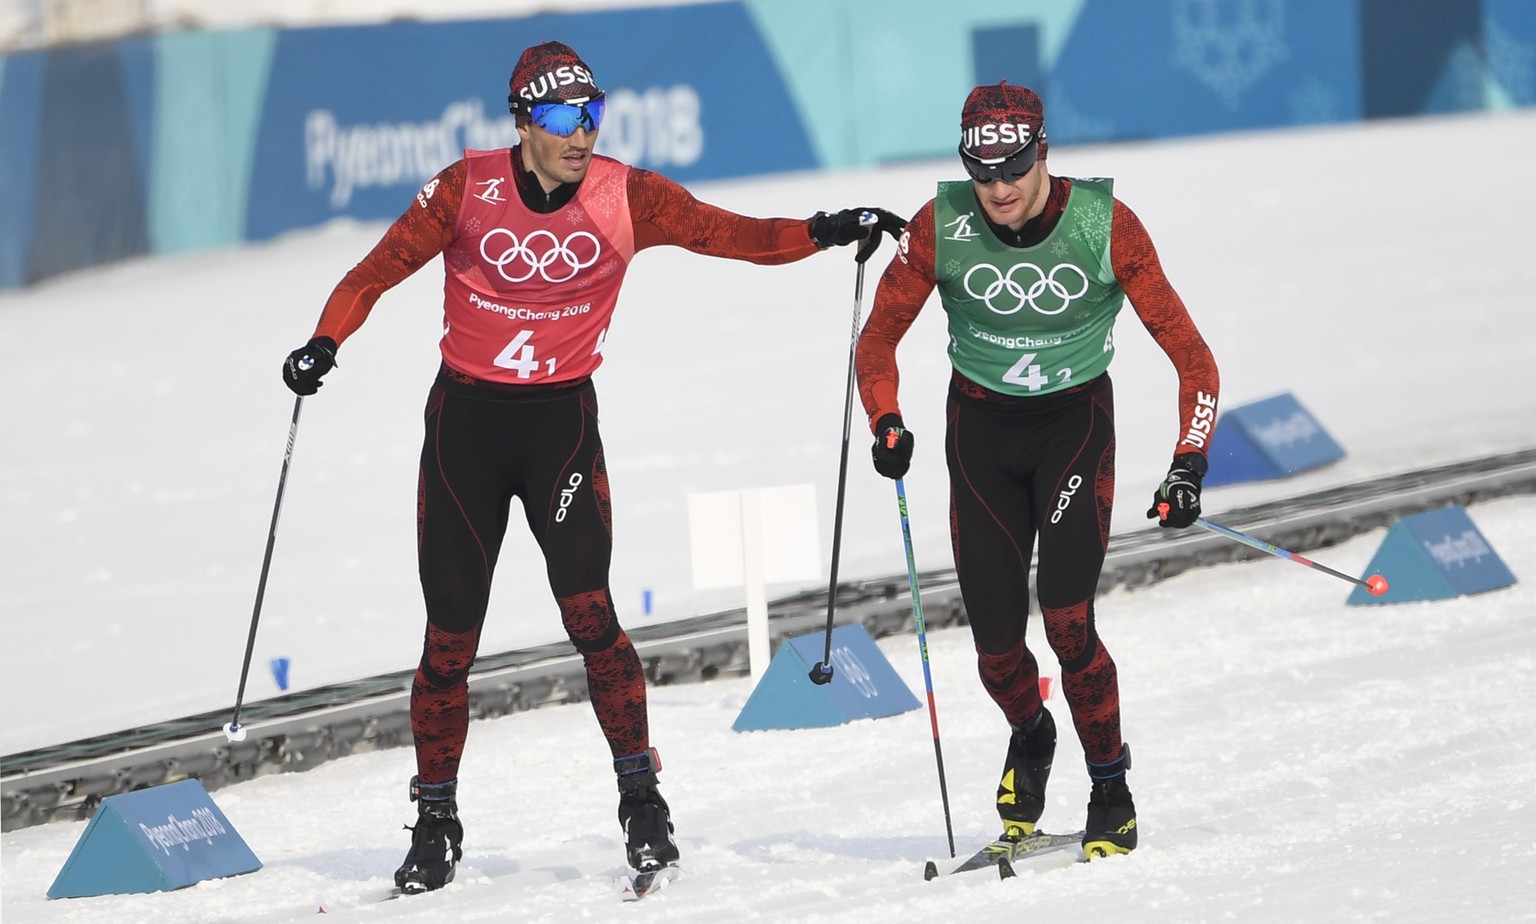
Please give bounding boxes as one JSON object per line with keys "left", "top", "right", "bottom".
{"left": 855, "top": 82, "right": 1221, "bottom": 859}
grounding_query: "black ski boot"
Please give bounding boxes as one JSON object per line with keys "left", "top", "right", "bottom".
{"left": 394, "top": 777, "right": 463, "bottom": 894}
{"left": 1083, "top": 745, "right": 1137, "bottom": 859}
{"left": 615, "top": 749, "right": 679, "bottom": 872}
{"left": 996, "top": 706, "right": 1056, "bottom": 840}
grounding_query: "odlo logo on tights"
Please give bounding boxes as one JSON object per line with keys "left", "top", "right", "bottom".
{"left": 555, "top": 471, "right": 584, "bottom": 522}
{"left": 1050, "top": 474, "right": 1083, "bottom": 524}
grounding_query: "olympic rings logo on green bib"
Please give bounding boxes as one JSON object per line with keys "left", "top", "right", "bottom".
{"left": 962, "top": 262, "right": 1089, "bottom": 316}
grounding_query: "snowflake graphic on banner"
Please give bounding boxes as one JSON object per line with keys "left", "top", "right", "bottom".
{"left": 1170, "top": 0, "right": 1289, "bottom": 109}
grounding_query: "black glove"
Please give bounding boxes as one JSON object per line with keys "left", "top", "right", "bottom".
{"left": 871, "top": 413, "right": 914, "bottom": 479}
{"left": 809, "top": 208, "right": 906, "bottom": 263}
{"left": 1146, "top": 452, "right": 1208, "bottom": 529}
{"left": 282, "top": 336, "right": 338, "bottom": 396}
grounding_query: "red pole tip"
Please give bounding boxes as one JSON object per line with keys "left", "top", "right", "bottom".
{"left": 1366, "top": 574, "right": 1389, "bottom": 596}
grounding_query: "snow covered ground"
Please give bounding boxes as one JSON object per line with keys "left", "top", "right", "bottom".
{"left": 3, "top": 501, "right": 1533, "bottom": 922}
{"left": 3, "top": 110, "right": 1536, "bottom": 921}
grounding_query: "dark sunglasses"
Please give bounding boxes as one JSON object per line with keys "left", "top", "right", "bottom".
{"left": 529, "top": 95, "right": 606, "bottom": 137}
{"left": 958, "top": 136, "right": 1040, "bottom": 185}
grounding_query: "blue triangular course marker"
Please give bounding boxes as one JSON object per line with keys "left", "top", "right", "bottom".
{"left": 733, "top": 623, "right": 920, "bottom": 732}
{"left": 1203, "top": 392, "right": 1345, "bottom": 487}
{"left": 1347, "top": 505, "right": 1517, "bottom": 606}
{"left": 48, "top": 779, "right": 261, "bottom": 899}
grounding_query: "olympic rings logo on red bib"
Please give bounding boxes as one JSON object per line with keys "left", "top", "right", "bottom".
{"left": 480, "top": 228, "right": 601, "bottom": 284}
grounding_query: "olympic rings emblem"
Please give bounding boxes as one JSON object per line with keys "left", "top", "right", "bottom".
{"left": 962, "top": 262, "right": 1089, "bottom": 316}
{"left": 480, "top": 228, "right": 601, "bottom": 284}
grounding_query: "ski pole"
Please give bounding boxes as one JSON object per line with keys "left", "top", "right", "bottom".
{"left": 808, "top": 253, "right": 871, "bottom": 686}
{"left": 896, "top": 478, "right": 956, "bottom": 857}
{"left": 224, "top": 395, "right": 305, "bottom": 742}
{"left": 1177, "top": 509, "right": 1389, "bottom": 596}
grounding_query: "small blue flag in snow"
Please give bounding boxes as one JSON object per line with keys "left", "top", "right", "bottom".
{"left": 269, "top": 657, "right": 290, "bottom": 691}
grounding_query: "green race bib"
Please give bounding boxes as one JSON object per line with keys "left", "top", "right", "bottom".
{"left": 934, "top": 177, "right": 1124, "bottom": 396}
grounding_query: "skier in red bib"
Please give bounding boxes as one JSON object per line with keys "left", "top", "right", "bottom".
{"left": 855, "top": 82, "right": 1220, "bottom": 860}
{"left": 281, "top": 41, "right": 903, "bottom": 893}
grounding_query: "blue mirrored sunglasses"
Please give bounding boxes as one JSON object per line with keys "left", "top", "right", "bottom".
{"left": 529, "top": 96, "right": 606, "bottom": 137}
{"left": 958, "top": 136, "right": 1040, "bottom": 185}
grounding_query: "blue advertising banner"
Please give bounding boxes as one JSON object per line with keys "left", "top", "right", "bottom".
{"left": 1489, "top": 0, "right": 1536, "bottom": 107}
{"left": 0, "top": 50, "right": 45, "bottom": 289}
{"left": 149, "top": 29, "right": 279, "bottom": 254}
{"left": 4, "top": 0, "right": 1536, "bottom": 288}
{"left": 245, "top": 7, "right": 816, "bottom": 240}
{"left": 1362, "top": 0, "right": 1483, "bottom": 117}
{"left": 1053, "top": 0, "right": 1362, "bottom": 143}
{"left": 26, "top": 42, "right": 153, "bottom": 284}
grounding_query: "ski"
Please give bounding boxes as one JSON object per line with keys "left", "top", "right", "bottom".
{"left": 368, "top": 864, "right": 680, "bottom": 905}
{"left": 924, "top": 830, "right": 1084, "bottom": 881}
{"left": 376, "top": 882, "right": 431, "bottom": 902}
{"left": 619, "top": 863, "right": 680, "bottom": 901}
